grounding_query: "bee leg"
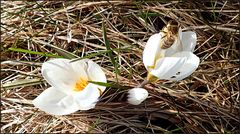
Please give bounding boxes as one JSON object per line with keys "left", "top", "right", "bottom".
{"left": 162, "top": 35, "right": 167, "bottom": 38}
{"left": 160, "top": 30, "right": 167, "bottom": 33}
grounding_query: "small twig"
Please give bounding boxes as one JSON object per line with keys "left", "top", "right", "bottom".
{"left": 137, "top": 79, "right": 149, "bottom": 88}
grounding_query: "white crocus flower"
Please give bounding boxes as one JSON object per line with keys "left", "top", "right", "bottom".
{"left": 32, "top": 58, "right": 106, "bottom": 115}
{"left": 128, "top": 29, "right": 199, "bottom": 105}
{"left": 128, "top": 88, "right": 148, "bottom": 105}
{"left": 143, "top": 29, "right": 200, "bottom": 81}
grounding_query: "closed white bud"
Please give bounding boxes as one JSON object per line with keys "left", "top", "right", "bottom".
{"left": 127, "top": 88, "right": 148, "bottom": 105}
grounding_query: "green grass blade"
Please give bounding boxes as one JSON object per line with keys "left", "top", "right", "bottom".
{"left": 87, "top": 116, "right": 101, "bottom": 133}
{"left": 88, "top": 81, "right": 115, "bottom": 88}
{"left": 2, "top": 78, "right": 46, "bottom": 90}
{"left": 32, "top": 39, "right": 78, "bottom": 59}
{"left": 70, "top": 47, "right": 131, "bottom": 63}
{"left": 70, "top": 50, "right": 111, "bottom": 63}
{"left": 8, "top": 47, "right": 64, "bottom": 58}
{"left": 102, "top": 22, "right": 120, "bottom": 76}
{"left": 88, "top": 81, "right": 129, "bottom": 90}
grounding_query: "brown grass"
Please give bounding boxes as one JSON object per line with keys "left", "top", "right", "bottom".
{"left": 1, "top": 1, "right": 239, "bottom": 133}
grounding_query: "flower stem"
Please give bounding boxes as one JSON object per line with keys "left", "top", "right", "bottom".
{"left": 137, "top": 79, "right": 149, "bottom": 88}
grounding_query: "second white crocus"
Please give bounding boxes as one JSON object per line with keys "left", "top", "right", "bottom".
{"left": 32, "top": 58, "right": 106, "bottom": 115}
{"left": 128, "top": 29, "right": 200, "bottom": 105}
{"left": 143, "top": 29, "right": 200, "bottom": 81}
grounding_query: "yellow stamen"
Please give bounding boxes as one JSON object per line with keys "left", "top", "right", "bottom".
{"left": 74, "top": 77, "right": 88, "bottom": 92}
{"left": 147, "top": 73, "right": 158, "bottom": 82}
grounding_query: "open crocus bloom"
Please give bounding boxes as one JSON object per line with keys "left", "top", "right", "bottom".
{"left": 128, "top": 88, "right": 148, "bottom": 105}
{"left": 143, "top": 29, "right": 200, "bottom": 81}
{"left": 32, "top": 58, "right": 106, "bottom": 115}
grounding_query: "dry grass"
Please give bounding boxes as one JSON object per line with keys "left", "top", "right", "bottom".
{"left": 1, "top": 1, "right": 239, "bottom": 133}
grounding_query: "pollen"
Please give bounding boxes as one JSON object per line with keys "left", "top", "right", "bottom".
{"left": 74, "top": 77, "right": 88, "bottom": 92}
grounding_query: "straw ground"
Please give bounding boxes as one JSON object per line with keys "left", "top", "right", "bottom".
{"left": 1, "top": 1, "right": 239, "bottom": 133}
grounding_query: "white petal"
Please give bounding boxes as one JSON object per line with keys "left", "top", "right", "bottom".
{"left": 32, "top": 87, "right": 79, "bottom": 115}
{"left": 143, "top": 33, "right": 163, "bottom": 69}
{"left": 150, "top": 57, "right": 186, "bottom": 80}
{"left": 179, "top": 27, "right": 183, "bottom": 40}
{"left": 74, "top": 83, "right": 100, "bottom": 110}
{"left": 41, "top": 58, "right": 78, "bottom": 95}
{"left": 168, "top": 51, "right": 200, "bottom": 81}
{"left": 128, "top": 88, "right": 148, "bottom": 105}
{"left": 87, "top": 60, "right": 107, "bottom": 93}
{"left": 181, "top": 31, "right": 197, "bottom": 52}
{"left": 164, "top": 28, "right": 183, "bottom": 57}
{"left": 164, "top": 38, "right": 181, "bottom": 57}
{"left": 70, "top": 59, "right": 89, "bottom": 80}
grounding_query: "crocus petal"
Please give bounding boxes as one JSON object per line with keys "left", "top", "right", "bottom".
{"left": 70, "top": 59, "right": 89, "bottom": 80}
{"left": 32, "top": 87, "right": 79, "bottom": 115}
{"left": 164, "top": 37, "right": 181, "bottom": 57}
{"left": 143, "top": 33, "right": 163, "bottom": 69}
{"left": 179, "top": 27, "right": 183, "bottom": 41}
{"left": 168, "top": 51, "right": 200, "bottom": 81}
{"left": 74, "top": 83, "right": 100, "bottom": 110}
{"left": 128, "top": 88, "right": 148, "bottom": 105}
{"left": 86, "top": 60, "right": 107, "bottom": 93}
{"left": 181, "top": 31, "right": 197, "bottom": 52}
{"left": 150, "top": 57, "right": 186, "bottom": 80}
{"left": 41, "top": 58, "right": 78, "bottom": 95}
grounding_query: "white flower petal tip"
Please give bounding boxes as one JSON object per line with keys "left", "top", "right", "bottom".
{"left": 127, "top": 88, "right": 149, "bottom": 105}
{"left": 167, "top": 52, "right": 200, "bottom": 81}
{"left": 143, "top": 33, "right": 162, "bottom": 68}
{"left": 32, "top": 87, "right": 79, "bottom": 115}
{"left": 149, "top": 51, "right": 200, "bottom": 81}
{"left": 34, "top": 58, "right": 106, "bottom": 115}
{"left": 181, "top": 31, "right": 197, "bottom": 52}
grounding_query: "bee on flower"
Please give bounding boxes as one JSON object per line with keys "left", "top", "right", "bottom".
{"left": 128, "top": 20, "right": 200, "bottom": 105}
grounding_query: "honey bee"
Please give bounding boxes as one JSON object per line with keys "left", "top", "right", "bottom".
{"left": 160, "top": 20, "right": 180, "bottom": 49}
